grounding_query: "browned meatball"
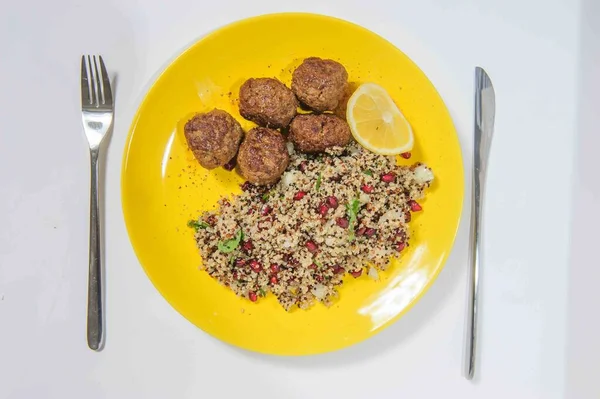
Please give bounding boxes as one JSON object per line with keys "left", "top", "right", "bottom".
{"left": 237, "top": 127, "right": 289, "bottom": 185}
{"left": 291, "top": 57, "right": 348, "bottom": 112}
{"left": 238, "top": 78, "right": 298, "bottom": 128}
{"left": 184, "top": 109, "right": 243, "bottom": 169}
{"left": 289, "top": 114, "right": 352, "bottom": 153}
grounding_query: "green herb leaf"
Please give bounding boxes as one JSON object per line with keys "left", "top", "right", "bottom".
{"left": 315, "top": 172, "right": 322, "bottom": 192}
{"left": 362, "top": 169, "right": 373, "bottom": 177}
{"left": 259, "top": 288, "right": 266, "bottom": 297}
{"left": 314, "top": 260, "right": 323, "bottom": 268}
{"left": 187, "top": 219, "right": 209, "bottom": 231}
{"left": 346, "top": 199, "right": 361, "bottom": 241}
{"left": 217, "top": 229, "right": 243, "bottom": 253}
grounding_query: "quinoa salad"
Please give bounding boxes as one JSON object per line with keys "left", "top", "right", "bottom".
{"left": 188, "top": 143, "right": 434, "bottom": 311}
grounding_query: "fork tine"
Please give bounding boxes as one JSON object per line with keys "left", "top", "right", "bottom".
{"left": 98, "top": 56, "right": 113, "bottom": 107}
{"left": 87, "top": 56, "right": 97, "bottom": 106}
{"left": 81, "top": 56, "right": 91, "bottom": 106}
{"left": 92, "top": 56, "right": 102, "bottom": 106}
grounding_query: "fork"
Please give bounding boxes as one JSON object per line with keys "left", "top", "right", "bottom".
{"left": 81, "top": 55, "right": 113, "bottom": 351}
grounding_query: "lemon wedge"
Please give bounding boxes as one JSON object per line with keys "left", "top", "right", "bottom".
{"left": 346, "top": 83, "right": 414, "bottom": 155}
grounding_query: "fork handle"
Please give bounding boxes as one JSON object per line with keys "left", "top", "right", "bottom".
{"left": 87, "top": 148, "right": 103, "bottom": 350}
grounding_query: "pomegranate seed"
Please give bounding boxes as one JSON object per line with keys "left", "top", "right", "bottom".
{"left": 336, "top": 218, "right": 349, "bottom": 228}
{"left": 326, "top": 196, "right": 339, "bottom": 209}
{"left": 350, "top": 269, "right": 363, "bottom": 278}
{"left": 242, "top": 240, "right": 254, "bottom": 254}
{"left": 318, "top": 203, "right": 329, "bottom": 216}
{"left": 207, "top": 215, "right": 217, "bottom": 226}
{"left": 381, "top": 172, "right": 396, "bottom": 183}
{"left": 241, "top": 181, "right": 254, "bottom": 192}
{"left": 235, "top": 258, "right": 246, "bottom": 267}
{"left": 270, "top": 276, "right": 278, "bottom": 284}
{"left": 315, "top": 275, "right": 323, "bottom": 282}
{"left": 356, "top": 227, "right": 367, "bottom": 236}
{"left": 223, "top": 157, "right": 236, "bottom": 171}
{"left": 400, "top": 152, "right": 412, "bottom": 159}
{"left": 233, "top": 272, "right": 238, "bottom": 280}
{"left": 270, "top": 264, "right": 280, "bottom": 273}
{"left": 261, "top": 206, "right": 272, "bottom": 216}
{"left": 305, "top": 240, "right": 318, "bottom": 253}
{"left": 396, "top": 242, "right": 406, "bottom": 252}
{"left": 249, "top": 260, "right": 262, "bottom": 273}
{"left": 395, "top": 229, "right": 407, "bottom": 240}
{"left": 293, "top": 191, "right": 306, "bottom": 201}
{"left": 361, "top": 184, "right": 373, "bottom": 194}
{"left": 409, "top": 200, "right": 422, "bottom": 212}
{"left": 247, "top": 207, "right": 255, "bottom": 215}
{"left": 299, "top": 161, "right": 308, "bottom": 172}
{"left": 364, "top": 228, "right": 377, "bottom": 237}
{"left": 249, "top": 292, "right": 257, "bottom": 302}
{"left": 332, "top": 265, "right": 344, "bottom": 274}
{"left": 282, "top": 254, "right": 292, "bottom": 262}
{"left": 308, "top": 263, "right": 317, "bottom": 270}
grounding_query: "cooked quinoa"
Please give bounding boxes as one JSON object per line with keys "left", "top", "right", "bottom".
{"left": 190, "top": 143, "right": 434, "bottom": 311}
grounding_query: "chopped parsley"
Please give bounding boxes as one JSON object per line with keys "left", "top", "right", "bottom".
{"left": 346, "top": 198, "right": 361, "bottom": 241}
{"left": 217, "top": 229, "right": 244, "bottom": 253}
{"left": 315, "top": 172, "right": 322, "bottom": 192}
{"left": 314, "top": 260, "right": 323, "bottom": 268}
{"left": 187, "top": 219, "right": 209, "bottom": 231}
{"left": 362, "top": 169, "right": 373, "bottom": 177}
{"left": 259, "top": 288, "right": 266, "bottom": 297}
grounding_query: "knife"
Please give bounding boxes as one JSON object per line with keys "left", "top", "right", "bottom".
{"left": 464, "top": 67, "right": 496, "bottom": 380}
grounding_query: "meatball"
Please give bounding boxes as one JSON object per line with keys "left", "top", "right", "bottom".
{"left": 289, "top": 114, "right": 352, "bottom": 153}
{"left": 184, "top": 109, "right": 243, "bottom": 169}
{"left": 238, "top": 78, "right": 298, "bottom": 128}
{"left": 291, "top": 57, "right": 348, "bottom": 112}
{"left": 237, "top": 127, "right": 289, "bottom": 185}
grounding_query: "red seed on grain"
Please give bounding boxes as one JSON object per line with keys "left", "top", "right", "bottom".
{"left": 315, "top": 275, "right": 323, "bottom": 282}
{"left": 365, "top": 228, "right": 377, "bottom": 237}
{"left": 235, "top": 258, "right": 246, "bottom": 267}
{"left": 356, "top": 227, "right": 367, "bottom": 236}
{"left": 223, "top": 157, "right": 236, "bottom": 171}
{"left": 308, "top": 263, "right": 317, "bottom": 270}
{"left": 409, "top": 200, "right": 423, "bottom": 212}
{"left": 336, "top": 217, "right": 349, "bottom": 228}
{"left": 270, "top": 264, "right": 280, "bottom": 273}
{"left": 249, "top": 260, "right": 262, "bottom": 273}
{"left": 242, "top": 240, "right": 254, "bottom": 253}
{"left": 400, "top": 152, "right": 412, "bottom": 159}
{"left": 299, "top": 161, "right": 308, "bottom": 172}
{"left": 241, "top": 181, "right": 254, "bottom": 191}
{"left": 249, "top": 292, "right": 257, "bottom": 302}
{"left": 293, "top": 191, "right": 306, "bottom": 201}
{"left": 261, "top": 206, "right": 272, "bottom": 216}
{"left": 396, "top": 242, "right": 406, "bottom": 252}
{"left": 332, "top": 265, "right": 344, "bottom": 274}
{"left": 318, "top": 203, "right": 329, "bottom": 216}
{"left": 350, "top": 269, "right": 363, "bottom": 278}
{"left": 305, "top": 240, "right": 318, "bottom": 253}
{"left": 381, "top": 172, "right": 396, "bottom": 183}
{"left": 361, "top": 184, "right": 374, "bottom": 194}
{"left": 326, "top": 196, "right": 339, "bottom": 209}
{"left": 270, "top": 276, "right": 278, "bottom": 284}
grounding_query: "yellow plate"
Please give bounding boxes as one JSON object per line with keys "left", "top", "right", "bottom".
{"left": 122, "top": 13, "right": 464, "bottom": 355}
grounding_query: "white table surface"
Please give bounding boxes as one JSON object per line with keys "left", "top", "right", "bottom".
{"left": 1, "top": 0, "right": 599, "bottom": 398}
